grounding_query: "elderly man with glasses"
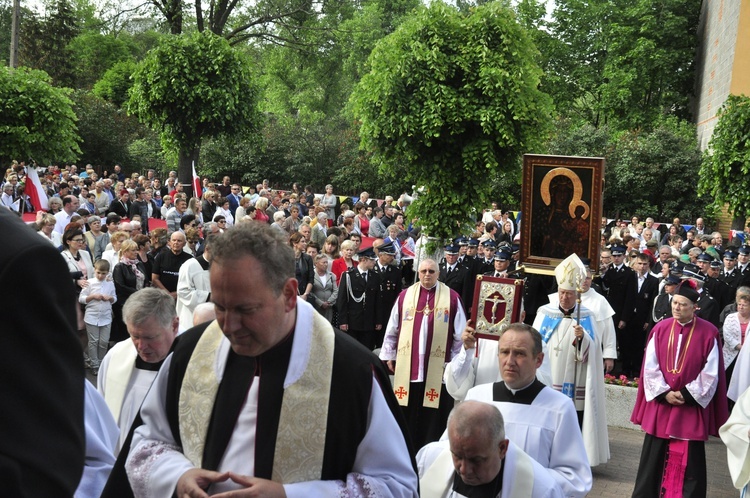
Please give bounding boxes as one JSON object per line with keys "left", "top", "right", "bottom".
{"left": 380, "top": 258, "right": 466, "bottom": 448}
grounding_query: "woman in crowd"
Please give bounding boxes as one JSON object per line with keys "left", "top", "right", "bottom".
{"left": 201, "top": 191, "right": 218, "bottom": 222}
{"left": 36, "top": 212, "right": 62, "bottom": 247}
{"left": 724, "top": 294, "right": 750, "bottom": 385}
{"left": 235, "top": 196, "right": 252, "bottom": 220}
{"left": 184, "top": 227, "right": 202, "bottom": 256}
{"left": 497, "top": 220, "right": 514, "bottom": 245}
{"left": 214, "top": 197, "right": 234, "bottom": 227}
{"left": 354, "top": 202, "right": 369, "bottom": 237}
{"left": 283, "top": 205, "right": 302, "bottom": 234}
{"left": 84, "top": 215, "right": 107, "bottom": 261}
{"left": 61, "top": 226, "right": 95, "bottom": 332}
{"left": 310, "top": 253, "right": 338, "bottom": 323}
{"left": 323, "top": 234, "right": 341, "bottom": 271}
{"left": 321, "top": 184, "right": 337, "bottom": 221}
{"left": 187, "top": 197, "right": 204, "bottom": 227}
{"left": 112, "top": 239, "right": 148, "bottom": 342}
{"left": 102, "top": 231, "right": 129, "bottom": 275}
{"left": 149, "top": 228, "right": 168, "bottom": 257}
{"left": 160, "top": 195, "right": 173, "bottom": 218}
{"left": 254, "top": 197, "right": 270, "bottom": 223}
{"left": 133, "top": 234, "right": 154, "bottom": 278}
{"left": 660, "top": 225, "right": 679, "bottom": 246}
{"left": 47, "top": 196, "right": 63, "bottom": 214}
{"left": 331, "top": 239, "right": 357, "bottom": 286}
{"left": 290, "top": 232, "right": 314, "bottom": 301}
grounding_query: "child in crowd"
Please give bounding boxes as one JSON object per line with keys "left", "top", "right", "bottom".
{"left": 79, "top": 259, "right": 117, "bottom": 374}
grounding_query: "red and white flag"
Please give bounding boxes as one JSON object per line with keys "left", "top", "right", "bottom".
{"left": 24, "top": 166, "right": 48, "bottom": 212}
{"left": 191, "top": 161, "right": 202, "bottom": 200}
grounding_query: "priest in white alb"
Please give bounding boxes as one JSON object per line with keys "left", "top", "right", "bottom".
{"left": 464, "top": 322, "right": 592, "bottom": 497}
{"left": 531, "top": 253, "right": 610, "bottom": 467}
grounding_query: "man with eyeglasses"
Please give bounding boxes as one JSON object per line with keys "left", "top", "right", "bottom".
{"left": 227, "top": 184, "right": 243, "bottom": 217}
{"left": 631, "top": 281, "right": 727, "bottom": 498}
{"left": 380, "top": 258, "right": 465, "bottom": 448}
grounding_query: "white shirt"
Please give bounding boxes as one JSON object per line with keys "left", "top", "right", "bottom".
{"left": 79, "top": 278, "right": 116, "bottom": 326}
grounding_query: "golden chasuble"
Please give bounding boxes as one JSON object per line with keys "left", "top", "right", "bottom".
{"left": 178, "top": 313, "right": 335, "bottom": 482}
{"left": 394, "top": 282, "right": 451, "bottom": 408}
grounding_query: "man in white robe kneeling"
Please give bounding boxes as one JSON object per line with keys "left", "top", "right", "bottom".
{"left": 417, "top": 400, "right": 563, "bottom": 498}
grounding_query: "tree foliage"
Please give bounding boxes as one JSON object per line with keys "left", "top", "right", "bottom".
{"left": 699, "top": 95, "right": 750, "bottom": 219}
{"left": 0, "top": 66, "right": 81, "bottom": 164}
{"left": 68, "top": 32, "right": 137, "bottom": 89}
{"left": 71, "top": 90, "right": 143, "bottom": 167}
{"left": 19, "top": 0, "right": 81, "bottom": 88}
{"left": 351, "top": 1, "right": 552, "bottom": 242}
{"left": 93, "top": 60, "right": 138, "bottom": 107}
{"left": 546, "top": 118, "right": 705, "bottom": 221}
{"left": 127, "top": 31, "right": 262, "bottom": 185}
{"left": 547, "top": 0, "right": 701, "bottom": 130}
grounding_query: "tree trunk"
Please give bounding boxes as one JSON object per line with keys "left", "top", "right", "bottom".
{"left": 731, "top": 215, "right": 746, "bottom": 232}
{"left": 178, "top": 147, "right": 200, "bottom": 200}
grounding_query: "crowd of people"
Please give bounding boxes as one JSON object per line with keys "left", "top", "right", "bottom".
{"left": 7, "top": 160, "right": 750, "bottom": 497}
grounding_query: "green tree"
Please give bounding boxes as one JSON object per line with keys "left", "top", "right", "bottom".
{"left": 0, "top": 66, "right": 81, "bottom": 164}
{"left": 93, "top": 60, "right": 138, "bottom": 107}
{"left": 127, "top": 31, "right": 262, "bottom": 196}
{"left": 68, "top": 32, "right": 137, "bottom": 89}
{"left": 548, "top": 0, "right": 701, "bottom": 130}
{"left": 71, "top": 90, "right": 142, "bottom": 167}
{"left": 547, "top": 119, "right": 705, "bottom": 221}
{"left": 699, "top": 95, "right": 750, "bottom": 224}
{"left": 19, "top": 0, "right": 80, "bottom": 88}
{"left": 351, "top": 1, "right": 552, "bottom": 244}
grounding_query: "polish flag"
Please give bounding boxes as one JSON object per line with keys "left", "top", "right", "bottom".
{"left": 191, "top": 161, "right": 202, "bottom": 199}
{"left": 24, "top": 166, "right": 48, "bottom": 211}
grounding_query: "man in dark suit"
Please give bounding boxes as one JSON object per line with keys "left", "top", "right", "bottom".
{"left": 683, "top": 263, "right": 721, "bottom": 328}
{"left": 476, "top": 240, "right": 497, "bottom": 276}
{"left": 227, "top": 184, "right": 243, "bottom": 217}
{"left": 0, "top": 209, "right": 85, "bottom": 495}
{"left": 337, "top": 246, "right": 381, "bottom": 350}
{"left": 652, "top": 273, "right": 680, "bottom": 325}
{"left": 439, "top": 244, "right": 473, "bottom": 314}
{"left": 720, "top": 250, "right": 742, "bottom": 292}
{"left": 737, "top": 246, "right": 750, "bottom": 287}
{"left": 622, "top": 253, "right": 659, "bottom": 377}
{"left": 129, "top": 186, "right": 150, "bottom": 233}
{"left": 372, "top": 241, "right": 402, "bottom": 348}
{"left": 595, "top": 244, "right": 637, "bottom": 363}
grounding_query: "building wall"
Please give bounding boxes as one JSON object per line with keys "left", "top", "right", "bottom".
{"left": 694, "top": 0, "right": 750, "bottom": 151}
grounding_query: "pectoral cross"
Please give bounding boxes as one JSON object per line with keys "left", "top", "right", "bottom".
{"left": 553, "top": 343, "right": 563, "bottom": 356}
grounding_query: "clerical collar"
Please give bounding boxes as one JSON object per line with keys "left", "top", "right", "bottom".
{"left": 452, "top": 460, "right": 504, "bottom": 497}
{"left": 676, "top": 318, "right": 694, "bottom": 327}
{"left": 135, "top": 356, "right": 165, "bottom": 371}
{"left": 559, "top": 305, "right": 576, "bottom": 317}
{"left": 420, "top": 283, "right": 438, "bottom": 291}
{"left": 493, "top": 379, "right": 545, "bottom": 405}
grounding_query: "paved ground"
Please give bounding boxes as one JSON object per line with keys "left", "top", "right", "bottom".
{"left": 591, "top": 425, "right": 738, "bottom": 497}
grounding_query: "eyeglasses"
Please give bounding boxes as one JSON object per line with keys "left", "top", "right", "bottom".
{"left": 218, "top": 220, "right": 226, "bottom": 224}
{"left": 70, "top": 238, "right": 84, "bottom": 243}
{"left": 419, "top": 269, "right": 436, "bottom": 274}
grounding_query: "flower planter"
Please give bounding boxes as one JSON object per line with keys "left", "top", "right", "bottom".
{"left": 605, "top": 383, "right": 641, "bottom": 430}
